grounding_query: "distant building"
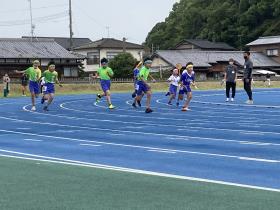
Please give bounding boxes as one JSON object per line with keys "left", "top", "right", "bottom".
{"left": 0, "top": 38, "right": 83, "bottom": 78}
{"left": 247, "top": 36, "right": 280, "bottom": 64}
{"left": 172, "top": 39, "right": 236, "bottom": 51}
{"left": 22, "top": 36, "right": 92, "bottom": 51}
{"left": 73, "top": 38, "right": 145, "bottom": 72}
{"left": 152, "top": 50, "right": 280, "bottom": 80}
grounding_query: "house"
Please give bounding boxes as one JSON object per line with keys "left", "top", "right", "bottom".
{"left": 247, "top": 36, "right": 280, "bottom": 64}
{"left": 152, "top": 50, "right": 280, "bottom": 80}
{"left": 73, "top": 38, "right": 145, "bottom": 72}
{"left": 22, "top": 36, "right": 92, "bottom": 51}
{"left": 172, "top": 39, "right": 236, "bottom": 51}
{"left": 0, "top": 38, "right": 83, "bottom": 78}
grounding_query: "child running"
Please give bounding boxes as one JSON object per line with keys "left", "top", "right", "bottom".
{"left": 167, "top": 68, "right": 180, "bottom": 105}
{"left": 15, "top": 60, "right": 41, "bottom": 111}
{"left": 136, "top": 58, "right": 156, "bottom": 113}
{"left": 41, "top": 61, "right": 62, "bottom": 111}
{"left": 94, "top": 58, "right": 115, "bottom": 109}
{"left": 132, "top": 61, "right": 143, "bottom": 108}
{"left": 180, "top": 63, "right": 197, "bottom": 111}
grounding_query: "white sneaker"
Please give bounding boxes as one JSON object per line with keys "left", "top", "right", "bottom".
{"left": 245, "top": 100, "right": 253, "bottom": 105}
{"left": 226, "top": 98, "right": 229, "bottom": 102}
{"left": 31, "top": 106, "right": 36, "bottom": 111}
{"left": 231, "top": 98, "right": 234, "bottom": 102}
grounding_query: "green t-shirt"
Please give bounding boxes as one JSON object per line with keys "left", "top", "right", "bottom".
{"left": 25, "top": 67, "right": 41, "bottom": 82}
{"left": 138, "top": 66, "right": 150, "bottom": 81}
{"left": 42, "top": 70, "right": 58, "bottom": 84}
{"left": 97, "top": 67, "right": 114, "bottom": 80}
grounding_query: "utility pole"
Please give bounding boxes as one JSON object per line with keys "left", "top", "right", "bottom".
{"left": 106, "top": 26, "right": 110, "bottom": 38}
{"left": 69, "top": 0, "right": 74, "bottom": 50}
{"left": 122, "top": 37, "right": 127, "bottom": 52}
{"left": 28, "top": 0, "right": 35, "bottom": 41}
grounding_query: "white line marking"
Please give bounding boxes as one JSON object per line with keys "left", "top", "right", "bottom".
{"left": 80, "top": 144, "right": 101, "bottom": 147}
{"left": 23, "top": 139, "right": 43, "bottom": 142}
{"left": 0, "top": 152, "right": 279, "bottom": 193}
{"left": 0, "top": 129, "right": 279, "bottom": 163}
{"left": 240, "top": 132, "right": 265, "bottom": 136}
{"left": 148, "top": 150, "right": 177, "bottom": 154}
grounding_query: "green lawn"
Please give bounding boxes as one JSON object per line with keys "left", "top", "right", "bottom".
{"left": 0, "top": 156, "right": 279, "bottom": 210}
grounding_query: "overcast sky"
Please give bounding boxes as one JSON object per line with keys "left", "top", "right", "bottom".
{"left": 0, "top": 0, "right": 178, "bottom": 44}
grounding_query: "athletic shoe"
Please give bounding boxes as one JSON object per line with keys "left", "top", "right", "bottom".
{"left": 22, "top": 94, "right": 26, "bottom": 97}
{"left": 137, "top": 100, "right": 141, "bottom": 107}
{"left": 168, "top": 102, "right": 172, "bottom": 106}
{"left": 246, "top": 100, "right": 253, "bottom": 105}
{"left": 31, "top": 106, "right": 36, "bottom": 111}
{"left": 132, "top": 92, "right": 136, "bottom": 98}
{"left": 176, "top": 102, "right": 179, "bottom": 107}
{"left": 41, "top": 97, "right": 45, "bottom": 104}
{"left": 231, "top": 98, "right": 234, "bottom": 102}
{"left": 43, "top": 106, "right": 49, "bottom": 111}
{"left": 109, "top": 104, "right": 115, "bottom": 109}
{"left": 96, "top": 94, "right": 101, "bottom": 103}
{"left": 145, "top": 108, "right": 153, "bottom": 113}
{"left": 226, "top": 98, "right": 229, "bottom": 102}
{"left": 132, "top": 103, "right": 136, "bottom": 108}
{"left": 181, "top": 107, "right": 190, "bottom": 111}
{"left": 165, "top": 92, "right": 170, "bottom": 96}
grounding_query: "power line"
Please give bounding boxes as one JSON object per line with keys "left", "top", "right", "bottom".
{"left": 0, "top": 3, "right": 67, "bottom": 13}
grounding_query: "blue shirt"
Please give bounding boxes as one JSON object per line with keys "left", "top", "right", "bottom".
{"left": 133, "top": 68, "right": 140, "bottom": 81}
{"left": 181, "top": 72, "right": 195, "bottom": 87}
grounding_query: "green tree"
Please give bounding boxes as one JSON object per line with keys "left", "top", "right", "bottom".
{"left": 109, "top": 53, "right": 137, "bottom": 79}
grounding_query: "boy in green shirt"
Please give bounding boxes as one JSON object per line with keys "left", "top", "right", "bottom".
{"left": 15, "top": 60, "right": 41, "bottom": 111}
{"left": 41, "top": 61, "right": 62, "bottom": 111}
{"left": 93, "top": 58, "right": 115, "bottom": 109}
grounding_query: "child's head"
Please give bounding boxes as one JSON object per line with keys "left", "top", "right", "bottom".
{"left": 100, "top": 58, "right": 108, "bottom": 68}
{"left": 173, "top": 68, "right": 179, "bottom": 76}
{"left": 33, "top": 60, "right": 40, "bottom": 68}
{"left": 144, "top": 57, "right": 152, "bottom": 68}
{"left": 48, "top": 61, "right": 56, "bottom": 72}
{"left": 186, "top": 62, "right": 194, "bottom": 73}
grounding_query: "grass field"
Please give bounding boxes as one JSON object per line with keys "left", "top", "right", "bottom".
{"left": 1, "top": 80, "right": 280, "bottom": 98}
{"left": 1, "top": 156, "right": 279, "bottom": 210}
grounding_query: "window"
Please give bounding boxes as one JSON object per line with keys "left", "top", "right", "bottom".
{"left": 64, "top": 67, "right": 78, "bottom": 77}
{"left": 107, "top": 52, "right": 120, "bottom": 61}
{"left": 87, "top": 52, "right": 100, "bottom": 65}
{"left": 267, "top": 49, "right": 279, "bottom": 56}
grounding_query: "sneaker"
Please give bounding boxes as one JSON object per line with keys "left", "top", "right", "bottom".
{"left": 132, "top": 103, "right": 136, "bottom": 108}
{"left": 231, "top": 98, "right": 234, "bottom": 102}
{"left": 167, "top": 102, "right": 172, "bottom": 106}
{"left": 31, "top": 106, "right": 36, "bottom": 111}
{"left": 41, "top": 97, "right": 45, "bottom": 104}
{"left": 165, "top": 92, "right": 170, "bottom": 96}
{"left": 145, "top": 108, "right": 153, "bottom": 113}
{"left": 226, "top": 98, "right": 229, "bottom": 102}
{"left": 137, "top": 100, "right": 141, "bottom": 107}
{"left": 176, "top": 102, "right": 179, "bottom": 107}
{"left": 96, "top": 94, "right": 101, "bottom": 103}
{"left": 132, "top": 92, "right": 136, "bottom": 98}
{"left": 109, "top": 104, "right": 115, "bottom": 109}
{"left": 43, "top": 106, "right": 49, "bottom": 111}
{"left": 22, "top": 94, "right": 26, "bottom": 97}
{"left": 246, "top": 100, "right": 253, "bottom": 105}
{"left": 182, "top": 107, "right": 190, "bottom": 111}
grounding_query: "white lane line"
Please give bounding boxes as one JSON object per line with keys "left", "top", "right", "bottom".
{"left": 5, "top": 113, "right": 280, "bottom": 148}
{"left": 0, "top": 152, "right": 279, "bottom": 193}
{"left": 23, "top": 139, "right": 43, "bottom": 142}
{"left": 240, "top": 142, "right": 272, "bottom": 146}
{"left": 238, "top": 157, "right": 278, "bottom": 163}
{"left": 148, "top": 149, "right": 177, "bottom": 154}
{"left": 240, "top": 132, "right": 265, "bottom": 136}
{"left": 17, "top": 128, "right": 31, "bottom": 130}
{"left": 0, "top": 129, "right": 279, "bottom": 164}
{"left": 109, "top": 133, "right": 125, "bottom": 136}
{"left": 80, "top": 143, "right": 101, "bottom": 147}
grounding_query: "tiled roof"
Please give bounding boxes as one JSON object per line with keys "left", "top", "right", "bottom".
{"left": 154, "top": 50, "right": 280, "bottom": 68}
{"left": 74, "top": 38, "right": 144, "bottom": 50}
{"left": 174, "top": 39, "right": 236, "bottom": 50}
{"left": 0, "top": 38, "right": 79, "bottom": 59}
{"left": 22, "top": 36, "right": 92, "bottom": 50}
{"left": 247, "top": 36, "right": 280, "bottom": 46}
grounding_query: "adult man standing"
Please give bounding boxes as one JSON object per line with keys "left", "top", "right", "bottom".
{"left": 224, "top": 58, "right": 237, "bottom": 102}
{"left": 243, "top": 51, "right": 253, "bottom": 104}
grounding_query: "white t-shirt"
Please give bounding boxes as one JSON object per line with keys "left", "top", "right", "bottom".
{"left": 168, "top": 75, "right": 180, "bottom": 86}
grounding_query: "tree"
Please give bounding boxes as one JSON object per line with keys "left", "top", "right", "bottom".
{"left": 109, "top": 53, "right": 137, "bottom": 79}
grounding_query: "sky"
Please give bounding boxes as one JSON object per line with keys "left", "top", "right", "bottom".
{"left": 0, "top": 0, "right": 178, "bottom": 44}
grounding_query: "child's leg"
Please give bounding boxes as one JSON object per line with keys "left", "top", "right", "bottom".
{"left": 183, "top": 92, "right": 193, "bottom": 109}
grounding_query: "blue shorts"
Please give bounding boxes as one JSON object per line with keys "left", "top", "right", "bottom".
{"left": 169, "top": 84, "right": 178, "bottom": 96}
{"left": 179, "top": 86, "right": 191, "bottom": 95}
{"left": 29, "top": 81, "right": 40, "bottom": 94}
{"left": 137, "top": 81, "right": 150, "bottom": 96}
{"left": 100, "top": 80, "right": 111, "bottom": 93}
{"left": 134, "top": 80, "right": 139, "bottom": 90}
{"left": 43, "top": 83, "right": 55, "bottom": 94}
